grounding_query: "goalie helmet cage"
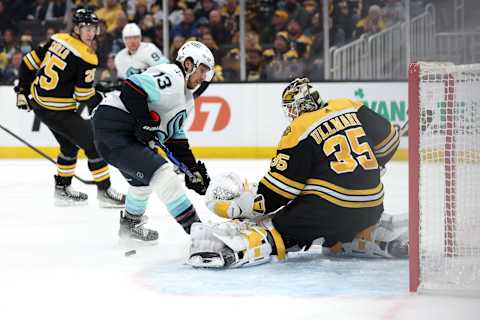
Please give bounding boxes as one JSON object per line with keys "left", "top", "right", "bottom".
{"left": 409, "top": 62, "right": 480, "bottom": 296}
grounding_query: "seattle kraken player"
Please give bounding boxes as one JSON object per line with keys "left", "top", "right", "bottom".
{"left": 92, "top": 41, "right": 214, "bottom": 241}
{"left": 114, "top": 23, "right": 169, "bottom": 80}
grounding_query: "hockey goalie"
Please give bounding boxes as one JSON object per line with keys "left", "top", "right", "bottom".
{"left": 187, "top": 78, "right": 407, "bottom": 269}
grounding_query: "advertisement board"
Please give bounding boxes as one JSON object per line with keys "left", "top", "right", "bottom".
{"left": 0, "top": 82, "right": 408, "bottom": 159}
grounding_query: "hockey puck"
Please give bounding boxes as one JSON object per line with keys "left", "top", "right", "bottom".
{"left": 124, "top": 249, "right": 136, "bottom": 257}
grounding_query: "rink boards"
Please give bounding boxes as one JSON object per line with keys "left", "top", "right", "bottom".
{"left": 0, "top": 82, "right": 408, "bottom": 159}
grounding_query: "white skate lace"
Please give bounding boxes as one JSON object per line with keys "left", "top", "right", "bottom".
{"left": 106, "top": 188, "right": 124, "bottom": 201}
{"left": 64, "top": 186, "right": 86, "bottom": 200}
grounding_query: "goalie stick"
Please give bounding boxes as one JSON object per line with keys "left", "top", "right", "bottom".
{"left": 0, "top": 123, "right": 96, "bottom": 185}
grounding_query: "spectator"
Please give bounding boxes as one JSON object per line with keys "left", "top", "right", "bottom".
{"left": 2, "top": 29, "right": 17, "bottom": 61}
{"left": 196, "top": 17, "right": 211, "bottom": 37}
{"left": 195, "top": 0, "right": 217, "bottom": 20}
{"left": 95, "top": 20, "right": 113, "bottom": 68}
{"left": 96, "top": 53, "right": 118, "bottom": 82}
{"left": 333, "top": 0, "right": 355, "bottom": 45}
{"left": 281, "top": 0, "right": 309, "bottom": 28}
{"left": 110, "top": 10, "right": 129, "bottom": 53}
{"left": 199, "top": 32, "right": 224, "bottom": 66}
{"left": 171, "top": 8, "right": 199, "bottom": 39}
{"left": 95, "top": 0, "right": 125, "bottom": 33}
{"left": 286, "top": 19, "right": 313, "bottom": 59}
{"left": 46, "top": 0, "right": 67, "bottom": 22}
{"left": 0, "top": 1, "right": 14, "bottom": 32}
{"left": 260, "top": 9, "right": 289, "bottom": 46}
{"left": 19, "top": 34, "right": 33, "bottom": 55}
{"left": 140, "top": 14, "right": 157, "bottom": 41}
{"left": 263, "top": 31, "right": 304, "bottom": 81}
{"left": 208, "top": 9, "right": 230, "bottom": 45}
{"left": 39, "top": 27, "right": 57, "bottom": 46}
{"left": 2, "top": 50, "right": 22, "bottom": 83}
{"left": 222, "top": 0, "right": 240, "bottom": 40}
{"left": 132, "top": 0, "right": 149, "bottom": 25}
{"left": 221, "top": 48, "right": 240, "bottom": 81}
{"left": 354, "top": 4, "right": 385, "bottom": 38}
{"left": 31, "top": 0, "right": 49, "bottom": 22}
{"left": 170, "top": 34, "right": 186, "bottom": 61}
{"left": 246, "top": 45, "right": 266, "bottom": 81}
{"left": 383, "top": 0, "right": 406, "bottom": 28}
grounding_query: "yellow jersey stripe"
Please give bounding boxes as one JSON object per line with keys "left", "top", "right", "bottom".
{"left": 260, "top": 178, "right": 296, "bottom": 200}
{"left": 374, "top": 125, "right": 396, "bottom": 150}
{"left": 305, "top": 178, "right": 383, "bottom": 195}
{"left": 376, "top": 137, "right": 400, "bottom": 158}
{"left": 301, "top": 190, "right": 384, "bottom": 208}
{"left": 75, "top": 92, "right": 95, "bottom": 101}
{"left": 23, "top": 56, "right": 35, "bottom": 70}
{"left": 38, "top": 96, "right": 76, "bottom": 103}
{"left": 30, "top": 50, "right": 42, "bottom": 66}
{"left": 74, "top": 86, "right": 95, "bottom": 93}
{"left": 270, "top": 172, "right": 305, "bottom": 190}
{"left": 94, "top": 174, "right": 110, "bottom": 182}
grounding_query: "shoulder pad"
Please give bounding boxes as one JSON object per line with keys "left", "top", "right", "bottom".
{"left": 51, "top": 33, "right": 98, "bottom": 66}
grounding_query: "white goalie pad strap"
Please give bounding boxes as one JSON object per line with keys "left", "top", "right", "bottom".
{"left": 187, "top": 220, "right": 274, "bottom": 268}
{"left": 376, "top": 212, "right": 408, "bottom": 243}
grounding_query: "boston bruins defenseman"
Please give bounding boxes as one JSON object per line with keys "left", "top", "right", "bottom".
{"left": 15, "top": 8, "right": 125, "bottom": 207}
{"left": 187, "top": 78, "right": 405, "bottom": 269}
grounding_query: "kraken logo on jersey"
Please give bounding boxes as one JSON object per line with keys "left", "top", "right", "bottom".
{"left": 157, "top": 110, "right": 188, "bottom": 142}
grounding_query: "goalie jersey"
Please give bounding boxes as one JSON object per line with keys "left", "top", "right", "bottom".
{"left": 256, "top": 99, "right": 399, "bottom": 215}
{"left": 114, "top": 42, "right": 169, "bottom": 80}
{"left": 100, "top": 63, "right": 194, "bottom": 143}
{"left": 19, "top": 33, "right": 98, "bottom": 111}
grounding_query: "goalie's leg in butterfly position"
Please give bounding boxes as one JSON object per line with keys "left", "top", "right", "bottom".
{"left": 187, "top": 78, "right": 405, "bottom": 268}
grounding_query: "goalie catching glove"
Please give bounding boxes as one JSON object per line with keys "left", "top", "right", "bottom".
{"left": 205, "top": 172, "right": 265, "bottom": 219}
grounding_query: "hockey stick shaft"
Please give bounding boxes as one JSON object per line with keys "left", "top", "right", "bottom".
{"left": 153, "top": 138, "right": 195, "bottom": 180}
{"left": 0, "top": 123, "right": 96, "bottom": 185}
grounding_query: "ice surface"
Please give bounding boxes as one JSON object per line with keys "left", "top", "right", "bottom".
{"left": 0, "top": 159, "right": 478, "bottom": 320}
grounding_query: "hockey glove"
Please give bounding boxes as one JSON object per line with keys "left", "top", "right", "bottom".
{"left": 185, "top": 161, "right": 210, "bottom": 195}
{"left": 14, "top": 85, "right": 30, "bottom": 111}
{"left": 134, "top": 116, "right": 161, "bottom": 146}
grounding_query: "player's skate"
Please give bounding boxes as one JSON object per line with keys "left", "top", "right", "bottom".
{"left": 119, "top": 210, "right": 158, "bottom": 241}
{"left": 54, "top": 175, "right": 88, "bottom": 206}
{"left": 97, "top": 187, "right": 126, "bottom": 208}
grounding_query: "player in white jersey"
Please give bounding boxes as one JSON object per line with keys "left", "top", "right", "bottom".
{"left": 91, "top": 41, "right": 215, "bottom": 241}
{"left": 115, "top": 23, "right": 169, "bottom": 80}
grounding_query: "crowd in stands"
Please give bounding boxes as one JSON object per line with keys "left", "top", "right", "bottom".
{"left": 0, "top": 0, "right": 429, "bottom": 84}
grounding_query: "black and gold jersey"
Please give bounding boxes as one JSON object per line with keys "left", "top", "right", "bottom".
{"left": 21, "top": 33, "right": 98, "bottom": 111}
{"left": 257, "top": 98, "right": 398, "bottom": 215}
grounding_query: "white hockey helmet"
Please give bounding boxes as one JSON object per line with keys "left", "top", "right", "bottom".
{"left": 122, "top": 23, "right": 142, "bottom": 42}
{"left": 176, "top": 41, "right": 215, "bottom": 81}
{"left": 281, "top": 77, "right": 323, "bottom": 121}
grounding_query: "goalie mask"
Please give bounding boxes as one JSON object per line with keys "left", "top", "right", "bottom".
{"left": 281, "top": 78, "right": 323, "bottom": 122}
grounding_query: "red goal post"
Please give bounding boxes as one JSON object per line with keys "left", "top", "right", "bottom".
{"left": 408, "top": 62, "right": 480, "bottom": 296}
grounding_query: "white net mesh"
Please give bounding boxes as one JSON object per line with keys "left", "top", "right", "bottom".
{"left": 417, "top": 62, "right": 480, "bottom": 295}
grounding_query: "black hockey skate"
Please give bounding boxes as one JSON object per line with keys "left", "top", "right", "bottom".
{"left": 119, "top": 211, "right": 158, "bottom": 241}
{"left": 97, "top": 188, "right": 126, "bottom": 208}
{"left": 54, "top": 175, "right": 88, "bottom": 206}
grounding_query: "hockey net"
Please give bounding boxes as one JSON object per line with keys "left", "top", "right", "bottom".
{"left": 409, "top": 62, "right": 480, "bottom": 295}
